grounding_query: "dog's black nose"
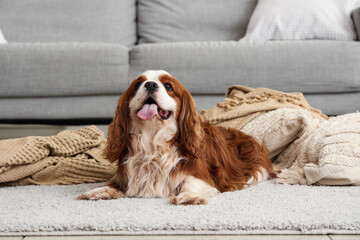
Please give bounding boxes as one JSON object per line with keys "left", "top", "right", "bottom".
{"left": 144, "top": 81, "right": 159, "bottom": 93}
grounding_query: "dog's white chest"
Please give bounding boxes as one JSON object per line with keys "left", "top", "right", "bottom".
{"left": 125, "top": 133, "right": 183, "bottom": 198}
{"left": 125, "top": 153, "right": 182, "bottom": 198}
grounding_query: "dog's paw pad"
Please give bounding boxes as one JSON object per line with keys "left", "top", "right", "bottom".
{"left": 171, "top": 192, "right": 208, "bottom": 205}
{"left": 76, "top": 186, "right": 123, "bottom": 200}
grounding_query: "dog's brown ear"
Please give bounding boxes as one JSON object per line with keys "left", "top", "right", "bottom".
{"left": 104, "top": 85, "right": 133, "bottom": 164}
{"left": 177, "top": 88, "right": 203, "bottom": 159}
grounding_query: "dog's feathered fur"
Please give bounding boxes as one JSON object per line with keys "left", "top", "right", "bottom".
{"left": 77, "top": 70, "right": 276, "bottom": 204}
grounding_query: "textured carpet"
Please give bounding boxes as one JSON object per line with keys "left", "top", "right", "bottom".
{"left": 1, "top": 182, "right": 360, "bottom": 236}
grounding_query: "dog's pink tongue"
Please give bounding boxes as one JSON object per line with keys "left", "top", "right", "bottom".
{"left": 137, "top": 103, "right": 158, "bottom": 120}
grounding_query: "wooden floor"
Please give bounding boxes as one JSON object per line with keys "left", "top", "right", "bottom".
{"left": 0, "top": 235, "right": 360, "bottom": 240}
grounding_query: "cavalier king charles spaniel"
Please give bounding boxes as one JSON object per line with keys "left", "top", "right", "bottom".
{"left": 77, "top": 70, "right": 277, "bottom": 205}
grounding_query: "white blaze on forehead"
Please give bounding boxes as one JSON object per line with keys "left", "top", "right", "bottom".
{"left": 142, "top": 70, "right": 171, "bottom": 79}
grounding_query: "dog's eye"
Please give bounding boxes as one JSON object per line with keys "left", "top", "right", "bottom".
{"left": 134, "top": 82, "right": 142, "bottom": 90}
{"left": 164, "top": 83, "right": 173, "bottom": 92}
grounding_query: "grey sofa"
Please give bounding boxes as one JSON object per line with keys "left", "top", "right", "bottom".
{"left": 1, "top": 0, "right": 360, "bottom": 123}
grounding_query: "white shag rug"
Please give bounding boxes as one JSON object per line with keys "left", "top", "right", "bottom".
{"left": 1, "top": 182, "right": 360, "bottom": 236}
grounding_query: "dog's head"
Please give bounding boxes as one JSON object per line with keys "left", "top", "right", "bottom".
{"left": 129, "top": 70, "right": 181, "bottom": 126}
{"left": 105, "top": 70, "right": 203, "bottom": 163}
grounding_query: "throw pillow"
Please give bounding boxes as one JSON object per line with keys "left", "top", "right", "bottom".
{"left": 242, "top": 0, "right": 360, "bottom": 41}
{"left": 0, "top": 29, "right": 7, "bottom": 43}
{"left": 241, "top": 108, "right": 311, "bottom": 159}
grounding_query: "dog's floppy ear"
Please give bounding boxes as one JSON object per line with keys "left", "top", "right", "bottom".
{"left": 104, "top": 87, "right": 132, "bottom": 164}
{"left": 177, "top": 88, "right": 203, "bottom": 159}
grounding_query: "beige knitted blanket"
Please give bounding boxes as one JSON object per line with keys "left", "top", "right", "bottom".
{"left": 199, "top": 85, "right": 327, "bottom": 129}
{"left": 0, "top": 126, "right": 116, "bottom": 186}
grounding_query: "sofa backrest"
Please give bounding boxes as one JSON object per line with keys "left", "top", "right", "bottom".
{"left": 0, "top": 0, "right": 136, "bottom": 46}
{"left": 137, "top": 0, "right": 257, "bottom": 43}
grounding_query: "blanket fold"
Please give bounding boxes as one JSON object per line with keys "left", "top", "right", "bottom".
{"left": 0, "top": 126, "right": 116, "bottom": 186}
{"left": 199, "top": 85, "right": 327, "bottom": 130}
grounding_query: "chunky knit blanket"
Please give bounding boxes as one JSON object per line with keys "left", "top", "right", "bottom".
{"left": 0, "top": 126, "right": 116, "bottom": 185}
{"left": 274, "top": 112, "right": 360, "bottom": 185}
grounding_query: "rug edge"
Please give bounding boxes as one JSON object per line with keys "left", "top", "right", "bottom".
{"left": 1, "top": 229, "right": 360, "bottom": 236}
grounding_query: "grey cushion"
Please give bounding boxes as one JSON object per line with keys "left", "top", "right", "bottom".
{"left": 0, "top": 95, "right": 223, "bottom": 119}
{"left": 137, "top": 0, "right": 256, "bottom": 43}
{"left": 0, "top": 96, "right": 120, "bottom": 120}
{"left": 0, "top": 0, "right": 136, "bottom": 46}
{"left": 305, "top": 93, "right": 360, "bottom": 116}
{"left": 129, "top": 41, "right": 360, "bottom": 94}
{"left": 352, "top": 8, "right": 360, "bottom": 40}
{"left": 0, "top": 93, "right": 358, "bottom": 120}
{"left": 0, "top": 43, "right": 129, "bottom": 97}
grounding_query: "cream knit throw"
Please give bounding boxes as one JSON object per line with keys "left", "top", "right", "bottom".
{"left": 274, "top": 112, "right": 360, "bottom": 185}
{"left": 0, "top": 126, "right": 116, "bottom": 186}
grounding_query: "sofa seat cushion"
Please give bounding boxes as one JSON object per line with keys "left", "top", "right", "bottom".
{"left": 129, "top": 41, "right": 360, "bottom": 94}
{"left": 0, "top": 95, "right": 223, "bottom": 120}
{"left": 0, "top": 93, "right": 358, "bottom": 120}
{"left": 0, "top": 43, "right": 129, "bottom": 97}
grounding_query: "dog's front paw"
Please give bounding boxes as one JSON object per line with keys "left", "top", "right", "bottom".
{"left": 76, "top": 186, "right": 124, "bottom": 200}
{"left": 171, "top": 192, "right": 208, "bottom": 205}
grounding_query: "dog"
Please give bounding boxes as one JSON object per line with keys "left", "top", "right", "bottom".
{"left": 77, "top": 70, "right": 277, "bottom": 205}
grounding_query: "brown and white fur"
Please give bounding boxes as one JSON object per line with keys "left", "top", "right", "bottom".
{"left": 77, "top": 70, "right": 277, "bottom": 205}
